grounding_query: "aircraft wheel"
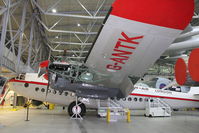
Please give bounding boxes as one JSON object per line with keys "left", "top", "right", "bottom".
{"left": 148, "top": 114, "right": 153, "bottom": 117}
{"left": 173, "top": 109, "right": 179, "bottom": 111}
{"left": 68, "top": 101, "right": 86, "bottom": 117}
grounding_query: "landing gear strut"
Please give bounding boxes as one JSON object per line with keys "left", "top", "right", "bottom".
{"left": 68, "top": 97, "right": 86, "bottom": 119}
{"left": 24, "top": 100, "right": 31, "bottom": 121}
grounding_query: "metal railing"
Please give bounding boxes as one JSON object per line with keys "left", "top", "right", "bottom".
{"left": 147, "top": 98, "right": 172, "bottom": 115}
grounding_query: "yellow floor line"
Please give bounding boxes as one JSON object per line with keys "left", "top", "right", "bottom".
{"left": 0, "top": 106, "right": 24, "bottom": 111}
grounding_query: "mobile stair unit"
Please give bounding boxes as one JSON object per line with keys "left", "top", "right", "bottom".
{"left": 145, "top": 98, "right": 171, "bottom": 117}
{"left": 97, "top": 99, "right": 130, "bottom": 122}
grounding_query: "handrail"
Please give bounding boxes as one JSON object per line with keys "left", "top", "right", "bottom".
{"left": 148, "top": 98, "right": 171, "bottom": 114}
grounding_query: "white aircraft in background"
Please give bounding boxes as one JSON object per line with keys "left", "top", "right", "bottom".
{"left": 5, "top": 73, "right": 199, "bottom": 117}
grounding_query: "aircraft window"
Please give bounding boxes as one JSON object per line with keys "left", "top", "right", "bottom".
{"left": 122, "top": 98, "right": 126, "bottom": 101}
{"left": 139, "top": 98, "right": 143, "bottom": 102}
{"left": 24, "top": 83, "right": 29, "bottom": 88}
{"left": 116, "top": 98, "right": 120, "bottom": 101}
{"left": 141, "top": 78, "right": 158, "bottom": 88}
{"left": 53, "top": 90, "right": 57, "bottom": 94}
{"left": 59, "top": 91, "right": 63, "bottom": 95}
{"left": 41, "top": 88, "right": 45, "bottom": 92}
{"left": 0, "top": 77, "right": 6, "bottom": 87}
{"left": 128, "top": 97, "right": 132, "bottom": 101}
{"left": 134, "top": 97, "right": 137, "bottom": 102}
{"left": 16, "top": 74, "right": 25, "bottom": 80}
{"left": 35, "top": 87, "right": 39, "bottom": 91}
{"left": 64, "top": 92, "right": 68, "bottom": 96}
{"left": 145, "top": 98, "right": 148, "bottom": 102}
{"left": 150, "top": 99, "right": 154, "bottom": 102}
{"left": 165, "top": 86, "right": 190, "bottom": 93}
{"left": 175, "top": 87, "right": 181, "bottom": 92}
{"left": 20, "top": 75, "right": 25, "bottom": 80}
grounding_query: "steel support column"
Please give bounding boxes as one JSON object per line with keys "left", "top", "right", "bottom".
{"left": 16, "top": 0, "right": 28, "bottom": 72}
{"left": 27, "top": 19, "right": 34, "bottom": 67}
{"left": 8, "top": 14, "right": 16, "bottom": 58}
{"left": 0, "top": 0, "right": 10, "bottom": 72}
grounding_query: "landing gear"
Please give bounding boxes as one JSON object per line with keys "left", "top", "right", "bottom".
{"left": 148, "top": 114, "right": 153, "bottom": 117}
{"left": 43, "top": 102, "right": 50, "bottom": 109}
{"left": 68, "top": 101, "right": 86, "bottom": 118}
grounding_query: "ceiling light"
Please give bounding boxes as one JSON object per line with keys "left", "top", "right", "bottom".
{"left": 72, "top": 54, "right": 75, "bottom": 57}
{"left": 52, "top": 9, "right": 57, "bottom": 13}
{"left": 77, "top": 23, "right": 81, "bottom": 27}
{"left": 55, "top": 36, "right": 59, "bottom": 38}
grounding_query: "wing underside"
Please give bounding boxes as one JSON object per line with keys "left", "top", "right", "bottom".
{"left": 85, "top": 0, "right": 194, "bottom": 97}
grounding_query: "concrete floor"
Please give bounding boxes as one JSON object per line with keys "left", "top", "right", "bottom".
{"left": 0, "top": 107, "right": 199, "bottom": 133}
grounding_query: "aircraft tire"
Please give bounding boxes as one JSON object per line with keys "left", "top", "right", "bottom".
{"left": 148, "top": 114, "right": 153, "bottom": 117}
{"left": 68, "top": 101, "right": 86, "bottom": 117}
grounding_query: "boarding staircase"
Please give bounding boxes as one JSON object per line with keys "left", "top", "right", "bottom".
{"left": 97, "top": 99, "right": 129, "bottom": 122}
{"left": 145, "top": 98, "right": 171, "bottom": 117}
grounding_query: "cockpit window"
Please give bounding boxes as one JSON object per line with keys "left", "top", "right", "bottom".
{"left": 142, "top": 78, "right": 158, "bottom": 88}
{"left": 0, "top": 77, "right": 7, "bottom": 94}
{"left": 16, "top": 73, "right": 25, "bottom": 80}
{"left": 0, "top": 77, "right": 6, "bottom": 87}
{"left": 164, "top": 86, "right": 190, "bottom": 93}
{"left": 48, "top": 62, "right": 110, "bottom": 84}
{"left": 64, "top": 92, "right": 68, "bottom": 96}
{"left": 138, "top": 77, "right": 191, "bottom": 93}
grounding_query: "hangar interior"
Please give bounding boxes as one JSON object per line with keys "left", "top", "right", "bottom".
{"left": 0, "top": 0, "right": 198, "bottom": 75}
{"left": 1, "top": 0, "right": 199, "bottom": 133}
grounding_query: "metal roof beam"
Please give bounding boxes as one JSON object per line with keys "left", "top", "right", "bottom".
{"left": 35, "top": 16, "right": 97, "bottom": 35}
{"left": 52, "top": 50, "right": 88, "bottom": 53}
{"left": 55, "top": 56, "right": 86, "bottom": 59}
{"left": 45, "top": 42, "right": 88, "bottom": 53}
{"left": 32, "top": 0, "right": 105, "bottom": 19}
{"left": 0, "top": 0, "right": 22, "bottom": 15}
{"left": 51, "top": 41, "right": 92, "bottom": 46}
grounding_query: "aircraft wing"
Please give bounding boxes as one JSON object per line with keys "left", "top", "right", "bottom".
{"left": 85, "top": 0, "right": 194, "bottom": 97}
